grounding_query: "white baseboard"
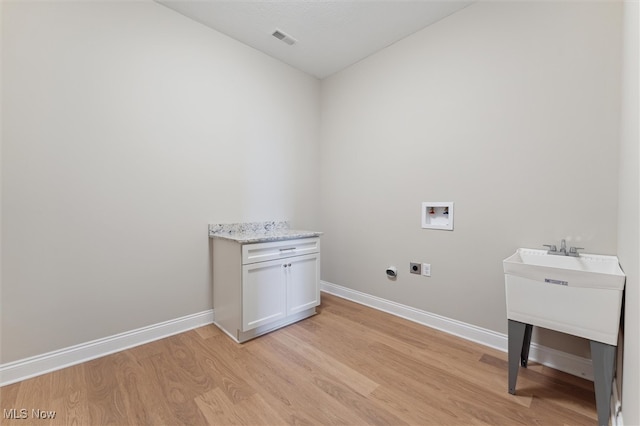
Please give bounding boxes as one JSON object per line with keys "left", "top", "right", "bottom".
{"left": 0, "top": 309, "right": 214, "bottom": 387}
{"left": 320, "top": 280, "right": 594, "bottom": 381}
{"left": 612, "top": 378, "right": 624, "bottom": 426}
{"left": 1, "top": 281, "right": 595, "bottom": 387}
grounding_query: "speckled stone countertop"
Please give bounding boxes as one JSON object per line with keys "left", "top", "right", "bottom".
{"left": 209, "top": 221, "right": 322, "bottom": 244}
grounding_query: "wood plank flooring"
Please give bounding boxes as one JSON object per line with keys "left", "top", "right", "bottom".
{"left": 0, "top": 293, "right": 597, "bottom": 425}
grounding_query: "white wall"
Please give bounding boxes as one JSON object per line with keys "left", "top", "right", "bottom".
{"left": 0, "top": 0, "right": 320, "bottom": 363}
{"left": 320, "top": 1, "right": 622, "bottom": 357}
{"left": 618, "top": 1, "right": 639, "bottom": 423}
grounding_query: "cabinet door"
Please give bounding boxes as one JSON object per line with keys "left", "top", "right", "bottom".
{"left": 242, "top": 259, "right": 287, "bottom": 331}
{"left": 286, "top": 253, "right": 320, "bottom": 315}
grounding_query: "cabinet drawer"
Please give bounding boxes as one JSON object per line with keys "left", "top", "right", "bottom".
{"left": 242, "top": 237, "right": 320, "bottom": 265}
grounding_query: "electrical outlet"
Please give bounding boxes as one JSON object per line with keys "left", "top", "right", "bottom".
{"left": 422, "top": 263, "right": 431, "bottom": 277}
{"left": 410, "top": 262, "right": 421, "bottom": 274}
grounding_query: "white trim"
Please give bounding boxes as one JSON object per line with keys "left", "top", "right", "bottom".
{"left": 612, "top": 378, "right": 624, "bottom": 426}
{"left": 1, "top": 282, "right": 597, "bottom": 387}
{"left": 0, "top": 310, "right": 214, "bottom": 387}
{"left": 320, "top": 280, "right": 594, "bottom": 381}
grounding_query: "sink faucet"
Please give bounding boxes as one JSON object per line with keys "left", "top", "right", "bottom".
{"left": 543, "top": 239, "right": 583, "bottom": 257}
{"left": 559, "top": 239, "right": 567, "bottom": 255}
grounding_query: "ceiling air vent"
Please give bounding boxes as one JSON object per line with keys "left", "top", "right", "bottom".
{"left": 272, "top": 29, "right": 296, "bottom": 46}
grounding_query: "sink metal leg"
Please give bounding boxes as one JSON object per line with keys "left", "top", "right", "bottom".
{"left": 508, "top": 319, "right": 533, "bottom": 395}
{"left": 590, "top": 340, "right": 616, "bottom": 426}
{"left": 520, "top": 322, "right": 533, "bottom": 368}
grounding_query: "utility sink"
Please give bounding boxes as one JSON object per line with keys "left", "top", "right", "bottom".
{"left": 504, "top": 248, "right": 626, "bottom": 426}
{"left": 503, "top": 248, "right": 625, "bottom": 345}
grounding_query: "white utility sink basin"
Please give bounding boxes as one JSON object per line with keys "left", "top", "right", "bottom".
{"left": 504, "top": 248, "right": 625, "bottom": 345}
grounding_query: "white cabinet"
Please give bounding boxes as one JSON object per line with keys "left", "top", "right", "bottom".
{"left": 212, "top": 237, "right": 320, "bottom": 342}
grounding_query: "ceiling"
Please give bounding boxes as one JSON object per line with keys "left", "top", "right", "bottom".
{"left": 156, "top": 1, "right": 473, "bottom": 79}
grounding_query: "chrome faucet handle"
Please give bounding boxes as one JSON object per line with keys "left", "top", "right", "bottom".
{"left": 568, "top": 246, "right": 584, "bottom": 256}
{"left": 543, "top": 244, "right": 557, "bottom": 252}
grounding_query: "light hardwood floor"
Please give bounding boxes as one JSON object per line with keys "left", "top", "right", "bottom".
{"left": 1, "top": 293, "right": 597, "bottom": 425}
